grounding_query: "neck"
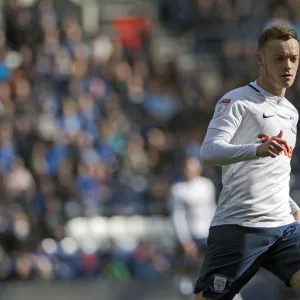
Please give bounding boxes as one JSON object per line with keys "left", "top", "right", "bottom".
{"left": 256, "top": 75, "right": 285, "bottom": 97}
{"left": 186, "top": 175, "right": 199, "bottom": 181}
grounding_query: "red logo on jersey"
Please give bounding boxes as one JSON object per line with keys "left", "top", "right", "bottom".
{"left": 258, "top": 134, "right": 293, "bottom": 158}
{"left": 221, "top": 98, "right": 231, "bottom": 104}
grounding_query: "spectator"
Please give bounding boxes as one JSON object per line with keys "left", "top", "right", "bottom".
{"left": 1, "top": 0, "right": 300, "bottom": 288}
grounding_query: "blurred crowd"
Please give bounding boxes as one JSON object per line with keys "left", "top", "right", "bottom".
{"left": 1, "top": 0, "right": 300, "bottom": 282}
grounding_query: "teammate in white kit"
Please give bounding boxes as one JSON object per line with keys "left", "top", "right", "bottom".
{"left": 170, "top": 157, "right": 216, "bottom": 258}
{"left": 195, "top": 24, "right": 300, "bottom": 300}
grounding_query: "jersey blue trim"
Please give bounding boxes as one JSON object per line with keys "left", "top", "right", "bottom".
{"left": 247, "top": 84, "right": 261, "bottom": 93}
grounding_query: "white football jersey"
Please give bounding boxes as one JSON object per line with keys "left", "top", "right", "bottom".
{"left": 170, "top": 176, "right": 216, "bottom": 241}
{"left": 207, "top": 81, "right": 298, "bottom": 227}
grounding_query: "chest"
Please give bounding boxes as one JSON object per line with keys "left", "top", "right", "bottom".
{"left": 177, "top": 182, "right": 210, "bottom": 207}
{"left": 247, "top": 101, "right": 297, "bottom": 148}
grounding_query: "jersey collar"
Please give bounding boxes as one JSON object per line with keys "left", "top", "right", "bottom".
{"left": 248, "top": 81, "right": 285, "bottom": 104}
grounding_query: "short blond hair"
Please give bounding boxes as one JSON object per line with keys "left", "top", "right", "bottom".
{"left": 258, "top": 24, "right": 299, "bottom": 50}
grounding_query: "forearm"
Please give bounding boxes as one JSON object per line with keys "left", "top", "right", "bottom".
{"left": 200, "top": 137, "right": 259, "bottom": 166}
{"left": 172, "top": 210, "right": 192, "bottom": 243}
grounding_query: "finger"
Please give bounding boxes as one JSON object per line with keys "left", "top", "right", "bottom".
{"left": 277, "top": 130, "right": 283, "bottom": 138}
{"left": 268, "top": 150, "right": 278, "bottom": 158}
{"left": 272, "top": 137, "right": 289, "bottom": 152}
{"left": 270, "top": 140, "right": 285, "bottom": 153}
{"left": 268, "top": 144, "right": 280, "bottom": 155}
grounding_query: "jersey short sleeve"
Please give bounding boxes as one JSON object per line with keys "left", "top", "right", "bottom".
{"left": 208, "top": 96, "right": 247, "bottom": 137}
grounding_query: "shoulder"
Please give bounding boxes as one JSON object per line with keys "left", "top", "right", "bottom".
{"left": 283, "top": 99, "right": 299, "bottom": 120}
{"left": 222, "top": 86, "right": 249, "bottom": 99}
{"left": 197, "top": 176, "right": 215, "bottom": 188}
{"left": 217, "top": 85, "right": 255, "bottom": 106}
{"left": 213, "top": 86, "right": 253, "bottom": 117}
{"left": 170, "top": 181, "right": 185, "bottom": 194}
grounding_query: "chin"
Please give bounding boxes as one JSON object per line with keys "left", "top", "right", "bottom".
{"left": 280, "top": 79, "right": 294, "bottom": 88}
{"left": 286, "top": 82, "right": 294, "bottom": 88}
{"left": 282, "top": 83, "right": 292, "bottom": 88}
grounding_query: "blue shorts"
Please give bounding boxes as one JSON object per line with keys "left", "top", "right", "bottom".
{"left": 194, "top": 222, "right": 300, "bottom": 300}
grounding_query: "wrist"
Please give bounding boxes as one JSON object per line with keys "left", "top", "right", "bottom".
{"left": 293, "top": 210, "right": 300, "bottom": 222}
{"left": 255, "top": 144, "right": 261, "bottom": 158}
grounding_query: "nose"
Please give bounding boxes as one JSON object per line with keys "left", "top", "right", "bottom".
{"left": 285, "top": 58, "right": 292, "bottom": 71}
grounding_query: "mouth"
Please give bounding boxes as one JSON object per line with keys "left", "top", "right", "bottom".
{"left": 282, "top": 74, "right": 293, "bottom": 79}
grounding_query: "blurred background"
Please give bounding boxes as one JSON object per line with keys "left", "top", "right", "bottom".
{"left": 0, "top": 0, "right": 300, "bottom": 299}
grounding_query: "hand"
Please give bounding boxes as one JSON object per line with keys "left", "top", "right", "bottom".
{"left": 293, "top": 210, "right": 300, "bottom": 222}
{"left": 182, "top": 241, "right": 198, "bottom": 258}
{"left": 257, "top": 130, "right": 289, "bottom": 158}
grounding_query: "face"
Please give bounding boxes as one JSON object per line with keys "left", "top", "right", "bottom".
{"left": 258, "top": 38, "right": 300, "bottom": 90}
{"left": 184, "top": 157, "right": 201, "bottom": 180}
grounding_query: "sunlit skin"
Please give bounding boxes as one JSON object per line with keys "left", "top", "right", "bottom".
{"left": 256, "top": 38, "right": 299, "bottom": 97}
{"left": 184, "top": 157, "right": 201, "bottom": 181}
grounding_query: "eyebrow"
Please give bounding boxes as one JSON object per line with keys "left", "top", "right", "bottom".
{"left": 273, "top": 53, "right": 299, "bottom": 58}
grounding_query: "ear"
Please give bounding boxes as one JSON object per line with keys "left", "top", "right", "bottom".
{"left": 257, "top": 51, "right": 263, "bottom": 66}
